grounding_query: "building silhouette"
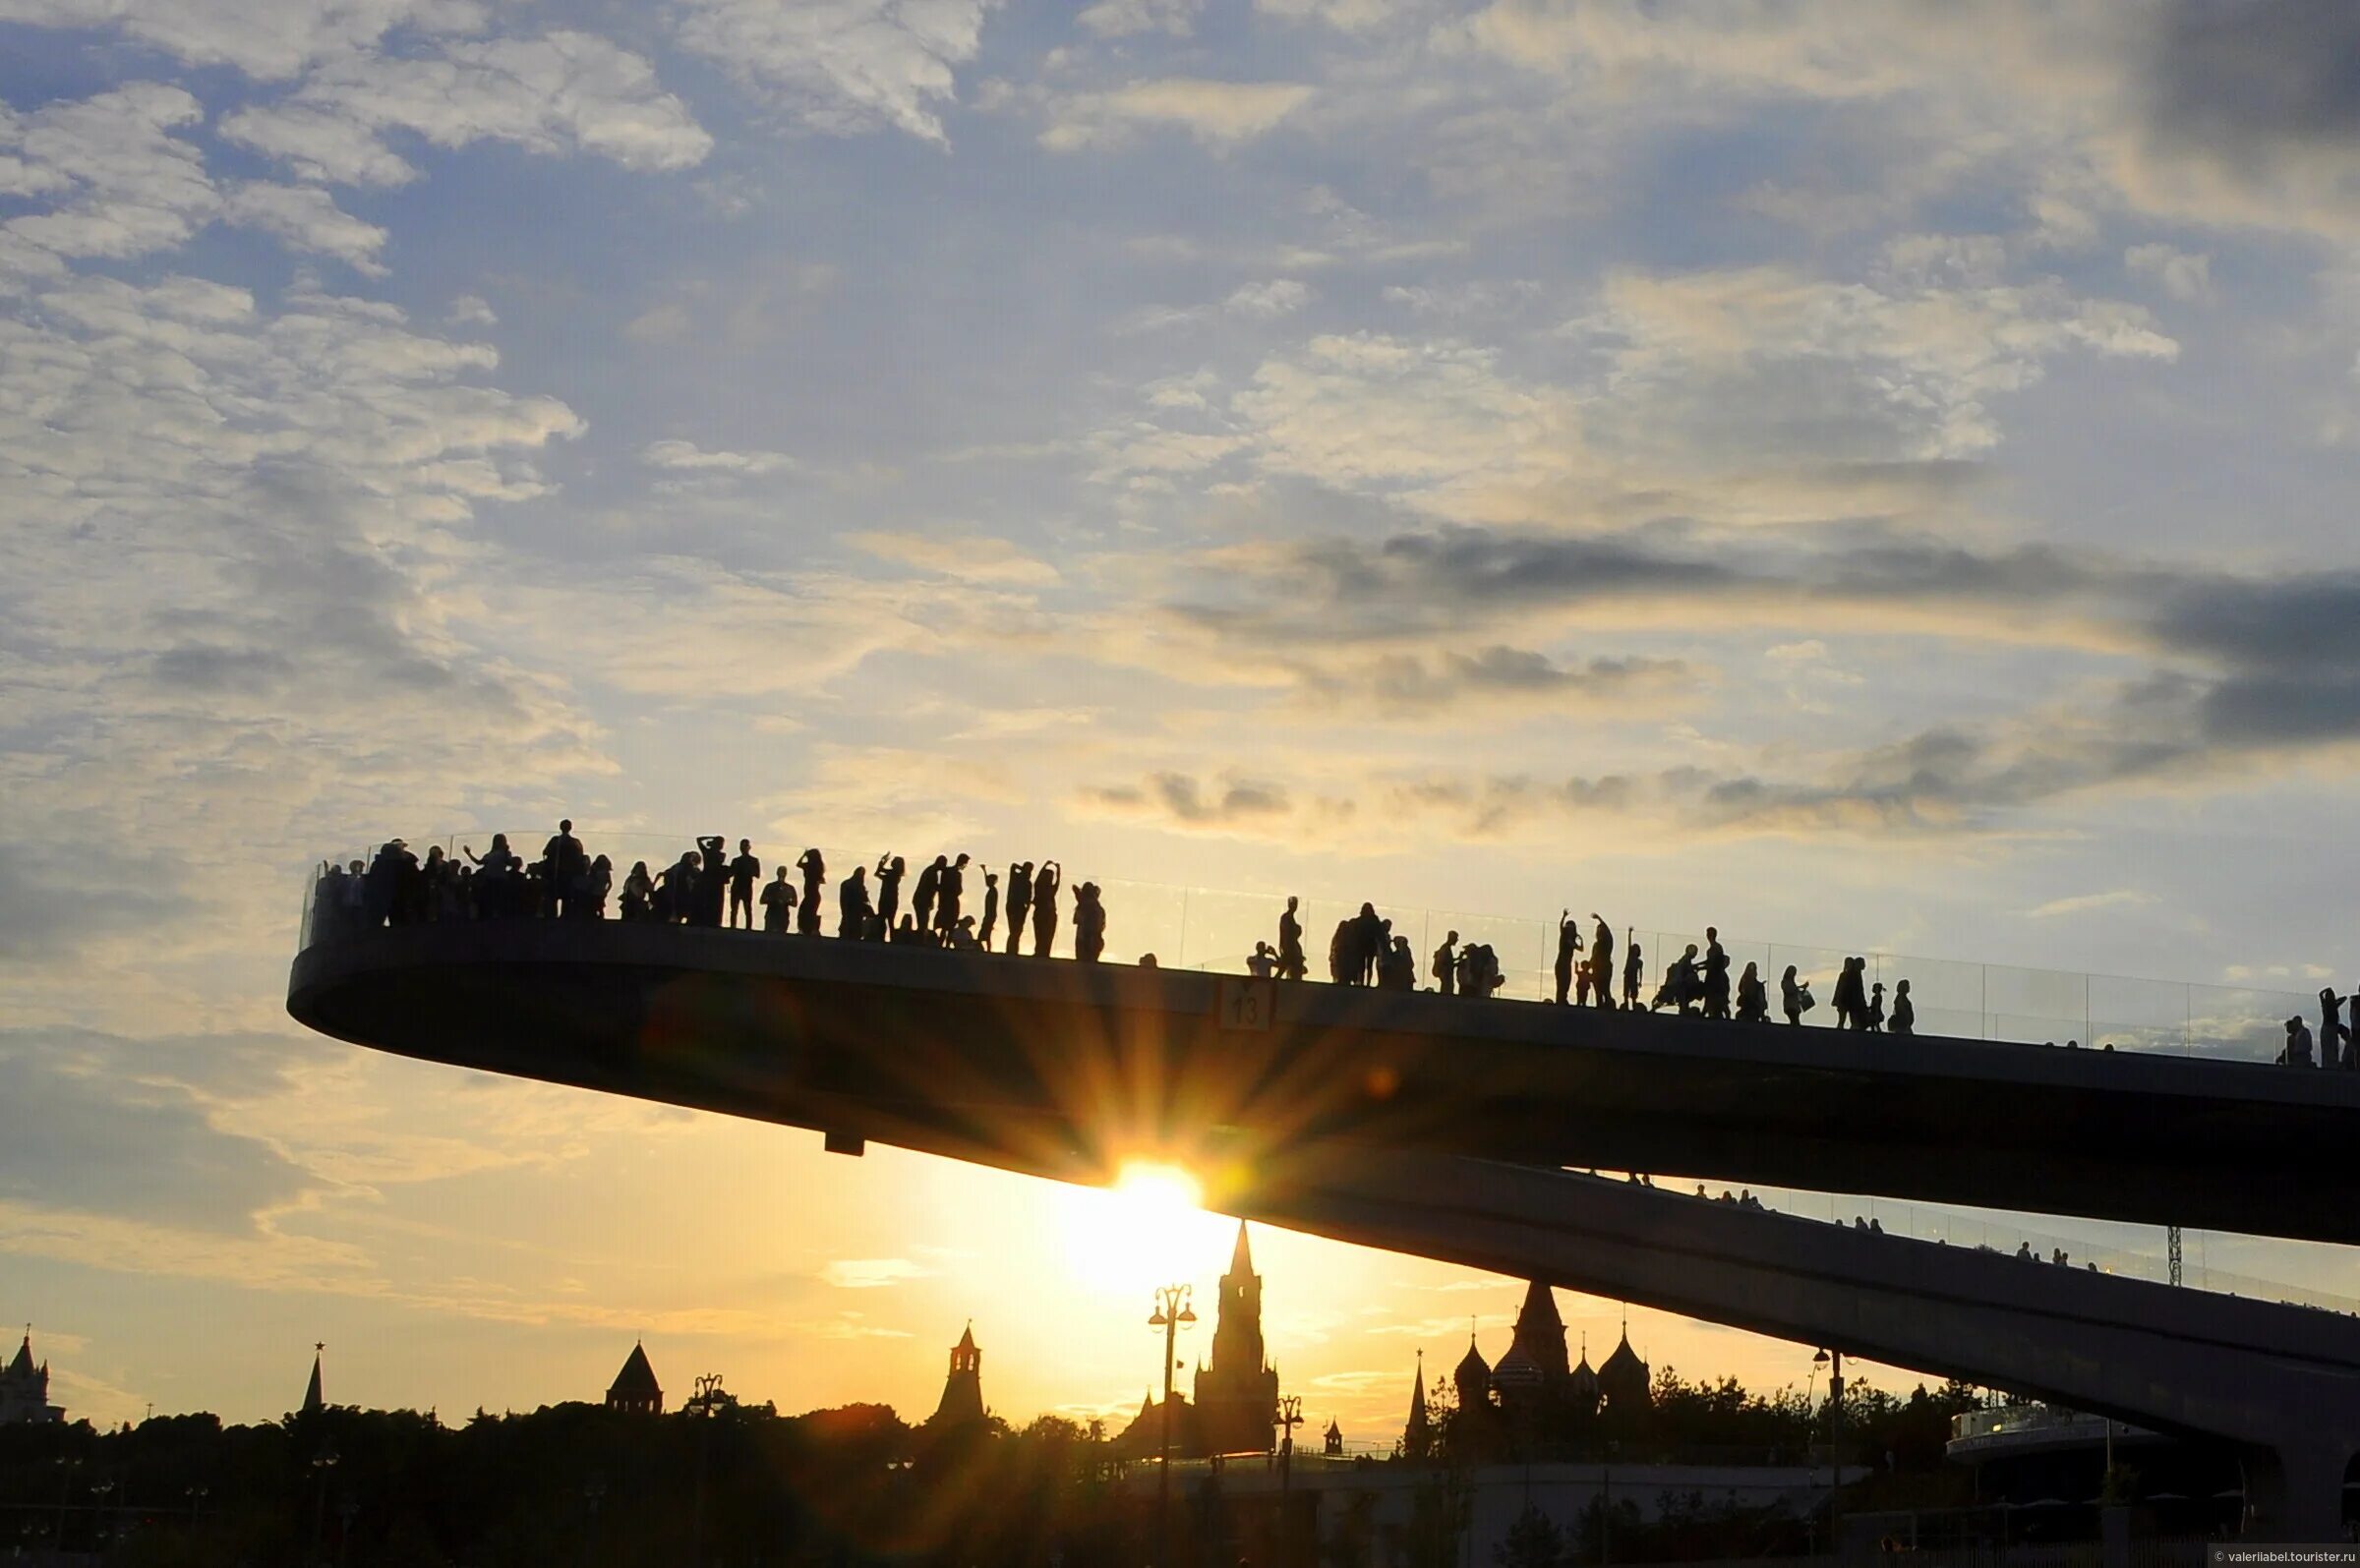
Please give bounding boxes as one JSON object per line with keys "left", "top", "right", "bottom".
{"left": 1399, "top": 1351, "right": 1433, "bottom": 1460}
{"left": 1324, "top": 1417, "right": 1343, "bottom": 1456}
{"left": 929, "top": 1323, "right": 985, "bottom": 1429}
{"left": 1192, "top": 1221, "right": 1280, "bottom": 1455}
{"left": 301, "top": 1343, "right": 324, "bottom": 1416}
{"left": 607, "top": 1342, "right": 663, "bottom": 1415}
{"left": 1598, "top": 1321, "right": 1650, "bottom": 1426}
{"left": 1, "top": 1331, "right": 63, "bottom": 1424}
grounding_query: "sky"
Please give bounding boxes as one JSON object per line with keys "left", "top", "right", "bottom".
{"left": 7, "top": 0, "right": 2360, "bottom": 1440}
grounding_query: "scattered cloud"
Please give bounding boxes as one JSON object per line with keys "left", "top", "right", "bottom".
{"left": 1040, "top": 80, "right": 1314, "bottom": 151}
{"left": 819, "top": 1257, "right": 930, "bottom": 1289}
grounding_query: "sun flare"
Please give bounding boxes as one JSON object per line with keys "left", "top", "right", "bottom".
{"left": 1054, "top": 1160, "right": 1237, "bottom": 1297}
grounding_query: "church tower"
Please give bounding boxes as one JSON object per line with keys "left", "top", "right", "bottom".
{"left": 0, "top": 1331, "right": 63, "bottom": 1425}
{"left": 1507, "top": 1281, "right": 1569, "bottom": 1383}
{"left": 929, "top": 1322, "right": 986, "bottom": 1428}
{"left": 606, "top": 1341, "right": 664, "bottom": 1414}
{"left": 1192, "top": 1221, "right": 1280, "bottom": 1454}
{"left": 301, "top": 1343, "right": 324, "bottom": 1416}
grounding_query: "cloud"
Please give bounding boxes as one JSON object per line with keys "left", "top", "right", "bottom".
{"left": 0, "top": 1040, "right": 315, "bottom": 1231}
{"left": 2023, "top": 891, "right": 2154, "bottom": 920}
{"left": 1291, "top": 647, "right": 1698, "bottom": 718}
{"left": 1080, "top": 772, "right": 1308, "bottom": 836}
{"left": 1224, "top": 278, "right": 1312, "bottom": 319}
{"left": 1040, "top": 80, "right": 1315, "bottom": 151}
{"left": 672, "top": 0, "right": 997, "bottom": 144}
{"left": 220, "top": 181, "right": 388, "bottom": 273}
{"left": 819, "top": 1257, "right": 930, "bottom": 1288}
{"left": 2124, "top": 243, "right": 2212, "bottom": 302}
{"left": 1078, "top": 0, "right": 1200, "bottom": 37}
{"left": 219, "top": 31, "right": 713, "bottom": 187}
{"left": 0, "top": 0, "right": 489, "bottom": 80}
{"left": 642, "top": 438, "right": 796, "bottom": 475}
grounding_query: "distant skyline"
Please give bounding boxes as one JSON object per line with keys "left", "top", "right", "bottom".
{"left": 9, "top": 0, "right": 2360, "bottom": 1434}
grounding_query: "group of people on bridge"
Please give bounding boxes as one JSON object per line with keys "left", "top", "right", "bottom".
{"left": 316, "top": 825, "right": 1926, "bottom": 1030}
{"left": 2278, "top": 988, "right": 2360, "bottom": 1070}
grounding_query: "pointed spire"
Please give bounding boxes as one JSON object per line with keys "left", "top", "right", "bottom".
{"left": 956, "top": 1320, "right": 976, "bottom": 1353}
{"left": 1228, "top": 1219, "right": 1254, "bottom": 1277}
{"left": 302, "top": 1344, "right": 324, "bottom": 1415}
{"left": 1401, "top": 1349, "right": 1433, "bottom": 1457}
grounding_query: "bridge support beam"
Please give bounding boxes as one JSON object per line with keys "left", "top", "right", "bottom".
{"left": 2238, "top": 1440, "right": 2353, "bottom": 1543}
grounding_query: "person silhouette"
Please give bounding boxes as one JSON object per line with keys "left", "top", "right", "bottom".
{"left": 1328, "top": 917, "right": 1354, "bottom": 985}
{"left": 1554, "top": 911, "right": 1582, "bottom": 1006}
{"left": 1622, "top": 940, "right": 1643, "bottom": 1011}
{"left": 1589, "top": 916, "right": 1615, "bottom": 1009}
{"left": 1781, "top": 964, "right": 1807, "bottom": 1026}
{"left": 541, "top": 820, "right": 585, "bottom": 919}
{"left": 1031, "top": 861, "right": 1062, "bottom": 958}
{"left": 760, "top": 866, "right": 794, "bottom": 933}
{"left": 1277, "top": 897, "right": 1306, "bottom": 981}
{"left": 839, "top": 864, "right": 872, "bottom": 939}
{"left": 1890, "top": 979, "right": 1915, "bottom": 1037}
{"left": 1073, "top": 880, "right": 1105, "bottom": 962}
{"left": 1380, "top": 935, "right": 1416, "bottom": 990}
{"left": 948, "top": 915, "right": 981, "bottom": 951}
{"left": 1700, "top": 928, "right": 1731, "bottom": 1020}
{"left": 1433, "top": 930, "right": 1459, "bottom": 997}
{"left": 1248, "top": 941, "right": 1275, "bottom": 979}
{"left": 1865, "top": 981, "right": 1886, "bottom": 1033}
{"left": 875, "top": 855, "right": 906, "bottom": 927}
{"left": 893, "top": 913, "right": 923, "bottom": 945}
{"left": 728, "top": 839, "right": 761, "bottom": 930}
{"left": 979, "top": 871, "right": 1001, "bottom": 949}
{"left": 1736, "top": 961, "right": 1768, "bottom": 1023}
{"left": 1353, "top": 903, "right": 1384, "bottom": 986}
{"left": 1004, "top": 862, "right": 1033, "bottom": 956}
{"left": 657, "top": 850, "right": 699, "bottom": 925}
{"left": 694, "top": 836, "right": 728, "bottom": 927}
{"left": 620, "top": 860, "right": 652, "bottom": 922}
{"left": 795, "top": 848, "right": 826, "bottom": 935}
{"left": 2283, "top": 1016, "right": 2315, "bottom": 1067}
{"left": 914, "top": 855, "right": 946, "bottom": 933}
{"left": 936, "top": 853, "right": 967, "bottom": 935}
{"left": 1832, "top": 958, "right": 1867, "bottom": 1030}
{"left": 2321, "top": 988, "right": 2348, "bottom": 1070}
{"left": 584, "top": 853, "right": 613, "bottom": 920}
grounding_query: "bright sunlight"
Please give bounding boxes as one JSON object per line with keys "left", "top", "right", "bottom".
{"left": 1053, "top": 1160, "right": 1239, "bottom": 1297}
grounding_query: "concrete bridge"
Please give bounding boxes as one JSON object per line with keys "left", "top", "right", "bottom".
{"left": 288, "top": 921, "right": 2360, "bottom": 1537}
{"left": 290, "top": 919, "right": 2360, "bottom": 1244}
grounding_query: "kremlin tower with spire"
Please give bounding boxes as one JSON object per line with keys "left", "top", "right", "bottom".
{"left": 1193, "top": 1221, "right": 1281, "bottom": 1455}
{"left": 1, "top": 1330, "right": 63, "bottom": 1424}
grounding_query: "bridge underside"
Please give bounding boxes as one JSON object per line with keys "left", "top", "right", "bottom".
{"left": 290, "top": 921, "right": 2360, "bottom": 1245}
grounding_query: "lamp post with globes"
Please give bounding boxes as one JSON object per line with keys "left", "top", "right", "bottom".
{"left": 1148, "top": 1283, "right": 1197, "bottom": 1568}
{"left": 1275, "top": 1393, "right": 1304, "bottom": 1568}
{"left": 1813, "top": 1348, "right": 1843, "bottom": 1551}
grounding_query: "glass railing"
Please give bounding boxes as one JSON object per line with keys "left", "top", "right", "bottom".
{"left": 300, "top": 832, "right": 2332, "bottom": 1069}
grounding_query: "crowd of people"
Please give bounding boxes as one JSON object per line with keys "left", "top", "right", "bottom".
{"left": 313, "top": 824, "right": 1919, "bottom": 1033}
{"left": 2276, "top": 989, "right": 2360, "bottom": 1071}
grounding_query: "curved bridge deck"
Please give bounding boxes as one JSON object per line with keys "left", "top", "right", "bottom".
{"left": 289, "top": 920, "right": 2360, "bottom": 1245}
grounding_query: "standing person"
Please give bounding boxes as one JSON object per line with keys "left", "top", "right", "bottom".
{"left": 1353, "top": 903, "right": 1385, "bottom": 986}
{"left": 695, "top": 836, "right": 728, "bottom": 927}
{"left": 1277, "top": 897, "right": 1306, "bottom": 981}
{"left": 1328, "top": 918, "right": 1355, "bottom": 985}
{"left": 542, "top": 820, "right": 586, "bottom": 919}
{"left": 978, "top": 871, "right": 1001, "bottom": 950}
{"left": 583, "top": 854, "right": 613, "bottom": 920}
{"left": 1890, "top": 978, "right": 1916, "bottom": 1037}
{"left": 1864, "top": 981, "right": 1887, "bottom": 1033}
{"left": 875, "top": 855, "right": 906, "bottom": 927}
{"left": 935, "top": 853, "right": 968, "bottom": 936}
{"left": 728, "top": 840, "right": 762, "bottom": 929}
{"left": 795, "top": 848, "right": 827, "bottom": 936}
{"left": 1004, "top": 862, "right": 1033, "bottom": 956}
{"left": 1622, "top": 939, "right": 1644, "bottom": 1011}
{"left": 1072, "top": 881, "right": 1105, "bottom": 962}
{"left": 1380, "top": 936, "right": 1416, "bottom": 990}
{"left": 760, "top": 866, "right": 794, "bottom": 933}
{"left": 1589, "top": 916, "right": 1615, "bottom": 1009}
{"left": 1554, "top": 911, "right": 1582, "bottom": 1006}
{"left": 1031, "top": 861, "right": 1062, "bottom": 958}
{"left": 839, "top": 863, "right": 872, "bottom": 939}
{"left": 1781, "top": 964, "right": 1810, "bottom": 1026}
{"left": 1736, "top": 961, "right": 1768, "bottom": 1023}
{"left": 620, "top": 860, "right": 654, "bottom": 922}
{"left": 1701, "top": 928, "right": 1731, "bottom": 1020}
{"left": 914, "top": 855, "right": 947, "bottom": 933}
{"left": 1433, "top": 930, "right": 1459, "bottom": 997}
{"left": 1832, "top": 958, "right": 1867, "bottom": 1030}
{"left": 2284, "top": 1016, "right": 2315, "bottom": 1068}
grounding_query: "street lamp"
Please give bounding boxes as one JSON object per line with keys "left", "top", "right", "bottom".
{"left": 185, "top": 1483, "right": 209, "bottom": 1527}
{"left": 1148, "top": 1283, "right": 1198, "bottom": 1568}
{"left": 1276, "top": 1393, "right": 1304, "bottom": 1568}
{"left": 88, "top": 1481, "right": 114, "bottom": 1547}
{"left": 309, "top": 1448, "right": 339, "bottom": 1567}
{"left": 1813, "top": 1348, "right": 1843, "bottom": 1551}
